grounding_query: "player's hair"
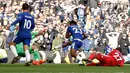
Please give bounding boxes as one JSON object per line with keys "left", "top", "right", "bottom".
{"left": 69, "top": 20, "right": 77, "bottom": 25}
{"left": 22, "top": 3, "right": 29, "bottom": 10}
{"left": 116, "top": 47, "right": 121, "bottom": 52}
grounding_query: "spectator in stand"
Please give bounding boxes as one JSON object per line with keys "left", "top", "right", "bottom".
{"left": 77, "top": 1, "right": 86, "bottom": 28}
{"left": 106, "top": 32, "right": 120, "bottom": 49}
{"left": 118, "top": 33, "right": 130, "bottom": 56}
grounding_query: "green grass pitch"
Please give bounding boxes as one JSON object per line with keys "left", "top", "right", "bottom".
{"left": 0, "top": 64, "right": 130, "bottom": 73}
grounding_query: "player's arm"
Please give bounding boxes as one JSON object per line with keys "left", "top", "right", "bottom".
{"left": 62, "top": 39, "right": 72, "bottom": 47}
{"left": 31, "top": 28, "right": 46, "bottom": 38}
{"left": 81, "top": 28, "right": 88, "bottom": 40}
{"left": 65, "top": 27, "right": 71, "bottom": 39}
{"left": 83, "top": 32, "right": 88, "bottom": 40}
{"left": 114, "top": 32, "right": 120, "bottom": 38}
{"left": 11, "top": 14, "right": 22, "bottom": 26}
{"left": 66, "top": 32, "right": 71, "bottom": 38}
{"left": 105, "top": 32, "right": 112, "bottom": 39}
{"left": 31, "top": 31, "right": 42, "bottom": 37}
{"left": 6, "top": 14, "right": 22, "bottom": 30}
{"left": 37, "top": 29, "right": 47, "bottom": 36}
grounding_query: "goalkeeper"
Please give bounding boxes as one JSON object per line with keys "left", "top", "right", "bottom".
{"left": 12, "top": 29, "right": 46, "bottom": 65}
{"left": 16, "top": 42, "right": 45, "bottom": 65}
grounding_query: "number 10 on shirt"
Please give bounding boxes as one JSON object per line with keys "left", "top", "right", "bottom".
{"left": 24, "top": 19, "right": 32, "bottom": 29}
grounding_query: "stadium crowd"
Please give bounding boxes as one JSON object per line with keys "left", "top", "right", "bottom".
{"left": 0, "top": 0, "right": 130, "bottom": 64}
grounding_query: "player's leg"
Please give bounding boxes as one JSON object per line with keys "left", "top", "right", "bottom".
{"left": 10, "top": 42, "right": 17, "bottom": 57}
{"left": 86, "top": 62, "right": 98, "bottom": 66}
{"left": 39, "top": 50, "right": 46, "bottom": 59}
{"left": 95, "top": 53, "right": 104, "bottom": 62}
{"left": 16, "top": 43, "right": 26, "bottom": 57}
{"left": 30, "top": 44, "right": 45, "bottom": 65}
{"left": 82, "top": 52, "right": 102, "bottom": 66}
{"left": 23, "top": 39, "right": 31, "bottom": 66}
{"left": 33, "top": 50, "right": 41, "bottom": 60}
{"left": 82, "top": 53, "right": 96, "bottom": 66}
{"left": 70, "top": 40, "right": 83, "bottom": 61}
{"left": 24, "top": 44, "right": 31, "bottom": 66}
{"left": 32, "top": 50, "right": 40, "bottom": 66}
{"left": 88, "top": 53, "right": 96, "bottom": 60}
{"left": 70, "top": 48, "right": 77, "bottom": 58}
{"left": 9, "top": 36, "right": 21, "bottom": 64}
{"left": 31, "top": 45, "right": 41, "bottom": 65}
{"left": 70, "top": 41, "right": 78, "bottom": 58}
{"left": 33, "top": 42, "right": 46, "bottom": 63}
{"left": 32, "top": 50, "right": 46, "bottom": 65}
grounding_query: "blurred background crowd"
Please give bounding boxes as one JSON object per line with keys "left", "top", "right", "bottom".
{"left": 0, "top": 0, "right": 130, "bottom": 62}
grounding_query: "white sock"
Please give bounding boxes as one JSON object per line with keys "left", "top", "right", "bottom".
{"left": 25, "top": 50, "right": 30, "bottom": 62}
{"left": 10, "top": 45, "right": 18, "bottom": 57}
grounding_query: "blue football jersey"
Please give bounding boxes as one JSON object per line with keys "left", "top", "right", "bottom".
{"left": 11, "top": 12, "right": 35, "bottom": 39}
{"left": 67, "top": 25, "right": 83, "bottom": 40}
{"left": 104, "top": 45, "right": 112, "bottom": 55}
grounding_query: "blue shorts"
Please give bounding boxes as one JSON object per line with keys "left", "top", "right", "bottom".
{"left": 71, "top": 39, "right": 83, "bottom": 50}
{"left": 13, "top": 36, "right": 31, "bottom": 46}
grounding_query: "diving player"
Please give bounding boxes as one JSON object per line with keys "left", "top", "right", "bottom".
{"left": 82, "top": 48, "right": 124, "bottom": 67}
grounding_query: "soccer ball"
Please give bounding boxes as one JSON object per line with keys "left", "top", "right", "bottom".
{"left": 76, "top": 51, "right": 86, "bottom": 64}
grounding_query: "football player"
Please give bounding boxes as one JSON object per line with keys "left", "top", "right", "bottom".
{"left": 82, "top": 48, "right": 124, "bottom": 67}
